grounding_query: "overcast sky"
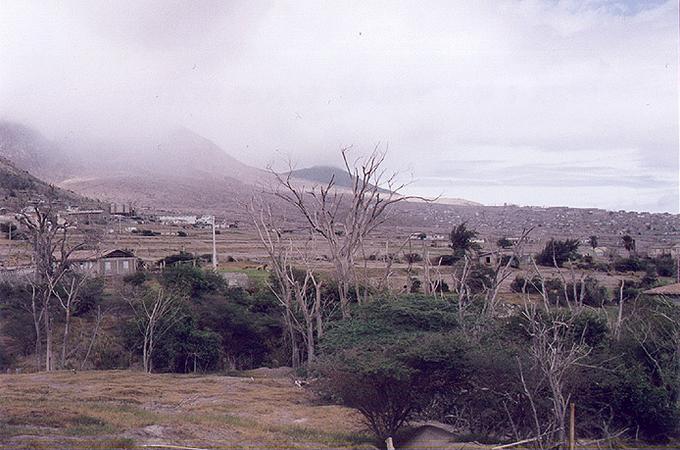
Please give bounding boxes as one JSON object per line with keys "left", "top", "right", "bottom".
{"left": 1, "top": 0, "right": 678, "bottom": 212}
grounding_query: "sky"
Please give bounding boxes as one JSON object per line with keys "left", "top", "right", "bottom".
{"left": 0, "top": 0, "right": 678, "bottom": 212}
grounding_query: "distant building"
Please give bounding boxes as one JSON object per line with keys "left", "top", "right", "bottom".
{"left": 109, "top": 203, "right": 135, "bottom": 216}
{"left": 70, "top": 249, "right": 138, "bottom": 276}
{"left": 478, "top": 251, "right": 497, "bottom": 266}
{"left": 196, "top": 215, "right": 214, "bottom": 226}
{"left": 648, "top": 244, "right": 680, "bottom": 258}
{"left": 158, "top": 215, "right": 197, "bottom": 225}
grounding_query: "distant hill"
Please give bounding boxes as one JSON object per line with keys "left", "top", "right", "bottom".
{"left": 0, "top": 121, "right": 272, "bottom": 211}
{"left": 62, "top": 127, "right": 267, "bottom": 184}
{"left": 287, "top": 165, "right": 390, "bottom": 193}
{"left": 0, "top": 156, "right": 86, "bottom": 210}
{"left": 405, "top": 196, "right": 483, "bottom": 207}
{"left": 0, "top": 121, "right": 484, "bottom": 214}
{"left": 0, "top": 121, "right": 69, "bottom": 181}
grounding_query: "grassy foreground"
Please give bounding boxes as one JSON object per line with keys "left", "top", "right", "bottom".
{"left": 0, "top": 370, "right": 374, "bottom": 449}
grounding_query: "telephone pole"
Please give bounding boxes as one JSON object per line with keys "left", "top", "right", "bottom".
{"left": 212, "top": 215, "right": 218, "bottom": 270}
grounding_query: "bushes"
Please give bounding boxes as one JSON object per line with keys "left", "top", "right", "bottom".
{"left": 161, "top": 265, "right": 225, "bottom": 297}
{"left": 654, "top": 255, "right": 677, "bottom": 277}
{"left": 614, "top": 257, "right": 647, "bottom": 272}
{"left": 73, "top": 277, "right": 105, "bottom": 316}
{"left": 433, "top": 254, "right": 457, "bottom": 266}
{"left": 317, "top": 296, "right": 466, "bottom": 439}
{"left": 150, "top": 316, "right": 223, "bottom": 373}
{"left": 315, "top": 294, "right": 680, "bottom": 443}
{"left": 193, "top": 289, "right": 283, "bottom": 369}
{"left": 536, "top": 239, "right": 580, "bottom": 267}
{"left": 510, "top": 275, "right": 564, "bottom": 304}
{"left": 403, "top": 252, "right": 422, "bottom": 264}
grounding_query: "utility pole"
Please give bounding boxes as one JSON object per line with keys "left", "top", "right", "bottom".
{"left": 212, "top": 215, "right": 218, "bottom": 271}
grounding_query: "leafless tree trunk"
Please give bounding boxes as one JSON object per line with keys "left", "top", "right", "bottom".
{"left": 613, "top": 280, "right": 627, "bottom": 341}
{"left": 483, "top": 228, "right": 533, "bottom": 316}
{"left": 521, "top": 304, "right": 592, "bottom": 446}
{"left": 17, "top": 278, "right": 44, "bottom": 368}
{"left": 80, "top": 305, "right": 107, "bottom": 370}
{"left": 54, "top": 272, "right": 91, "bottom": 369}
{"left": 126, "top": 286, "right": 184, "bottom": 373}
{"left": 250, "top": 202, "right": 325, "bottom": 366}
{"left": 271, "top": 146, "right": 426, "bottom": 317}
{"left": 17, "top": 202, "right": 87, "bottom": 371}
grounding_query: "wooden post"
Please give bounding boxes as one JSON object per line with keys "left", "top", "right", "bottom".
{"left": 569, "top": 402, "right": 575, "bottom": 450}
{"left": 212, "top": 215, "right": 218, "bottom": 271}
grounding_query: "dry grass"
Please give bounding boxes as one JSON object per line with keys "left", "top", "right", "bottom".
{"left": 0, "top": 370, "right": 374, "bottom": 449}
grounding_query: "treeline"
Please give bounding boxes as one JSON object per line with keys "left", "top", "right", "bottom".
{"left": 0, "top": 265, "right": 285, "bottom": 373}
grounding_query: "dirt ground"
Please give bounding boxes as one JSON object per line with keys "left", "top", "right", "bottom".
{"left": 0, "top": 370, "right": 374, "bottom": 449}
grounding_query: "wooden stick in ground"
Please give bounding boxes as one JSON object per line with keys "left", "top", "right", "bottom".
{"left": 569, "top": 402, "right": 576, "bottom": 450}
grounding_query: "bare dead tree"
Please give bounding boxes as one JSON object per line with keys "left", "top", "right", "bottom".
{"left": 80, "top": 305, "right": 109, "bottom": 370}
{"left": 612, "top": 279, "right": 629, "bottom": 341}
{"left": 126, "top": 285, "right": 184, "bottom": 373}
{"left": 482, "top": 228, "right": 533, "bottom": 316}
{"left": 53, "top": 270, "right": 92, "bottom": 369}
{"left": 14, "top": 275, "right": 45, "bottom": 368}
{"left": 521, "top": 304, "right": 592, "bottom": 447}
{"left": 527, "top": 257, "right": 552, "bottom": 311}
{"left": 421, "top": 248, "right": 445, "bottom": 298}
{"left": 17, "top": 202, "right": 87, "bottom": 371}
{"left": 372, "top": 236, "right": 411, "bottom": 295}
{"left": 271, "top": 146, "right": 424, "bottom": 317}
{"left": 250, "top": 201, "right": 325, "bottom": 366}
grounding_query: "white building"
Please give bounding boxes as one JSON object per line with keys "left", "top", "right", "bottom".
{"left": 158, "top": 215, "right": 197, "bottom": 225}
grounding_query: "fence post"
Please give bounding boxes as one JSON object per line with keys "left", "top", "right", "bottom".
{"left": 569, "top": 402, "right": 575, "bottom": 450}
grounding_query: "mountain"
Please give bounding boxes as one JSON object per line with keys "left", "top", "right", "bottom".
{"left": 63, "top": 127, "right": 267, "bottom": 184}
{"left": 0, "top": 121, "right": 481, "bottom": 215}
{"left": 0, "top": 121, "right": 273, "bottom": 212}
{"left": 0, "top": 156, "right": 86, "bottom": 210}
{"left": 287, "top": 165, "right": 391, "bottom": 193}
{"left": 0, "top": 121, "right": 69, "bottom": 181}
{"left": 406, "top": 197, "right": 483, "bottom": 207}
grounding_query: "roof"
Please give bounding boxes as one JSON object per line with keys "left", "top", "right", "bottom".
{"left": 644, "top": 283, "right": 680, "bottom": 296}
{"left": 67, "top": 248, "right": 136, "bottom": 262}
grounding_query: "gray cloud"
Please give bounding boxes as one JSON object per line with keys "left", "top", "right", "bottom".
{"left": 0, "top": 0, "right": 677, "bottom": 212}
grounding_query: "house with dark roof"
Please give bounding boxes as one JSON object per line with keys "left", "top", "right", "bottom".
{"left": 70, "top": 249, "right": 138, "bottom": 276}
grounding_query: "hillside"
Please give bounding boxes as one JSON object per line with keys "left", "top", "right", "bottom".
{"left": 288, "top": 165, "right": 358, "bottom": 188}
{"left": 63, "top": 127, "right": 268, "bottom": 184}
{"left": 0, "top": 121, "right": 277, "bottom": 210}
{"left": 0, "top": 121, "right": 69, "bottom": 182}
{"left": 287, "top": 165, "right": 391, "bottom": 194}
{"left": 0, "top": 156, "right": 87, "bottom": 210}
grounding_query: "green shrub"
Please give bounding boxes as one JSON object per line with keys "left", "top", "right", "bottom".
{"left": 318, "top": 296, "right": 465, "bottom": 439}
{"left": 536, "top": 238, "right": 580, "bottom": 267}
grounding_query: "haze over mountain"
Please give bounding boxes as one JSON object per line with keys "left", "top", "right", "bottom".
{"left": 3, "top": 121, "right": 417, "bottom": 212}
{"left": 0, "top": 154, "right": 87, "bottom": 210}
{"left": 2, "top": 1, "right": 677, "bottom": 212}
